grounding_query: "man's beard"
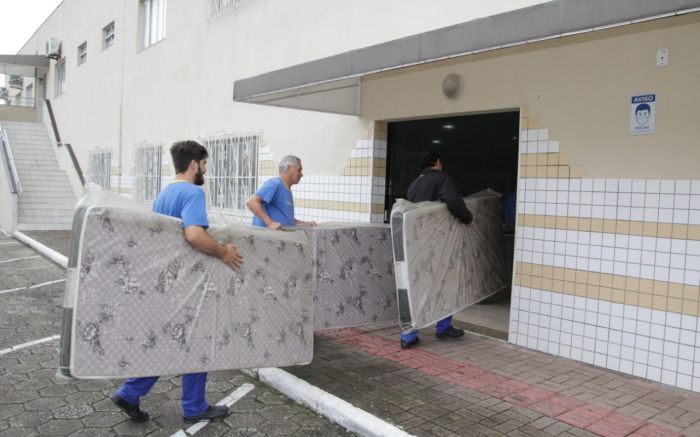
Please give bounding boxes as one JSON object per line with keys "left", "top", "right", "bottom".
{"left": 194, "top": 168, "right": 205, "bottom": 186}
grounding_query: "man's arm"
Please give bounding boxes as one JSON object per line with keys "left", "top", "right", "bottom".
{"left": 439, "top": 176, "right": 473, "bottom": 225}
{"left": 184, "top": 225, "right": 243, "bottom": 269}
{"left": 245, "top": 194, "right": 282, "bottom": 230}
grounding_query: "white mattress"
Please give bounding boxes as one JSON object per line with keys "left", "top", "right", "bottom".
{"left": 390, "top": 190, "right": 507, "bottom": 332}
{"left": 59, "top": 190, "right": 313, "bottom": 379}
{"left": 304, "top": 223, "right": 397, "bottom": 330}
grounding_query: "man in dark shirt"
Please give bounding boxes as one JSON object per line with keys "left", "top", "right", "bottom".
{"left": 401, "top": 151, "right": 473, "bottom": 349}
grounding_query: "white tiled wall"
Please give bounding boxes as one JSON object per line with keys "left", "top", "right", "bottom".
{"left": 511, "top": 127, "right": 700, "bottom": 393}
{"left": 511, "top": 286, "right": 699, "bottom": 391}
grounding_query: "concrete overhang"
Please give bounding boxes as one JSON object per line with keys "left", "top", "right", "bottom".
{"left": 0, "top": 55, "right": 50, "bottom": 78}
{"left": 233, "top": 0, "right": 700, "bottom": 116}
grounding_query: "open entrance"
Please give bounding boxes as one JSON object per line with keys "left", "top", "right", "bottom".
{"left": 385, "top": 111, "right": 519, "bottom": 339}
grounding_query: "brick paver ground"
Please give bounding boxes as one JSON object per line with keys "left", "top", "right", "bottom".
{"left": 286, "top": 324, "right": 700, "bottom": 436}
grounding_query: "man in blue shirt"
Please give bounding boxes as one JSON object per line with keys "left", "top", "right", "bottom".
{"left": 111, "top": 140, "right": 242, "bottom": 424}
{"left": 246, "top": 155, "right": 315, "bottom": 229}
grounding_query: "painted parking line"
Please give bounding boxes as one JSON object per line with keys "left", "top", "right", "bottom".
{"left": 0, "top": 241, "right": 20, "bottom": 245}
{"left": 0, "top": 335, "right": 60, "bottom": 357}
{"left": 0, "top": 278, "right": 66, "bottom": 295}
{"left": 170, "top": 383, "right": 256, "bottom": 437}
{"left": 0, "top": 255, "right": 41, "bottom": 264}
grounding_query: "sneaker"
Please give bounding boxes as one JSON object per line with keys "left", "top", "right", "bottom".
{"left": 111, "top": 394, "right": 150, "bottom": 423}
{"left": 183, "top": 405, "right": 231, "bottom": 423}
{"left": 400, "top": 337, "right": 420, "bottom": 349}
{"left": 435, "top": 326, "right": 465, "bottom": 339}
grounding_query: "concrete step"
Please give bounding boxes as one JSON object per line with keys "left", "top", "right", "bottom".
{"left": 17, "top": 214, "right": 74, "bottom": 222}
{"left": 18, "top": 199, "right": 76, "bottom": 207}
{"left": 17, "top": 223, "right": 72, "bottom": 231}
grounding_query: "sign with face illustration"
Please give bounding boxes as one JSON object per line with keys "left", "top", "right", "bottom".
{"left": 630, "top": 94, "right": 656, "bottom": 135}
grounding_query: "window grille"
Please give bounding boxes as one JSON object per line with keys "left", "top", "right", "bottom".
{"left": 103, "top": 22, "right": 115, "bottom": 49}
{"left": 87, "top": 148, "right": 112, "bottom": 190}
{"left": 142, "top": 0, "right": 167, "bottom": 48}
{"left": 203, "top": 133, "right": 259, "bottom": 221}
{"left": 133, "top": 142, "right": 162, "bottom": 204}
{"left": 209, "top": 0, "right": 245, "bottom": 15}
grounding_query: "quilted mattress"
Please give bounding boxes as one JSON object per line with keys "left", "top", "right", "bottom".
{"left": 304, "top": 223, "right": 397, "bottom": 330}
{"left": 59, "top": 190, "right": 313, "bottom": 379}
{"left": 390, "top": 189, "right": 507, "bottom": 332}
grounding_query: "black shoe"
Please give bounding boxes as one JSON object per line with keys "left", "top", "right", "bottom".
{"left": 400, "top": 337, "right": 420, "bottom": 349}
{"left": 436, "top": 326, "right": 464, "bottom": 339}
{"left": 111, "top": 394, "right": 150, "bottom": 423}
{"left": 183, "top": 405, "right": 231, "bottom": 423}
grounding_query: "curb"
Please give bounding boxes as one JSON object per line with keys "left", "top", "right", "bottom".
{"left": 13, "top": 232, "right": 412, "bottom": 437}
{"left": 13, "top": 231, "right": 68, "bottom": 268}
{"left": 258, "top": 367, "right": 413, "bottom": 437}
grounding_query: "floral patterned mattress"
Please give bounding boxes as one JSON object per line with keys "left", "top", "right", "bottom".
{"left": 304, "top": 223, "right": 397, "bottom": 330}
{"left": 59, "top": 190, "right": 313, "bottom": 379}
{"left": 390, "top": 189, "right": 507, "bottom": 332}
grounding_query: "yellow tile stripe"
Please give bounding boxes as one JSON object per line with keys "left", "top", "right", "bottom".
{"left": 295, "top": 198, "right": 369, "bottom": 213}
{"left": 515, "top": 261, "right": 700, "bottom": 316}
{"left": 518, "top": 214, "right": 700, "bottom": 240}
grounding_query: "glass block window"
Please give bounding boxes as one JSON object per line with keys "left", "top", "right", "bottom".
{"left": 103, "top": 21, "right": 115, "bottom": 49}
{"left": 77, "top": 42, "right": 87, "bottom": 65}
{"left": 55, "top": 58, "right": 66, "bottom": 97}
{"left": 133, "top": 142, "right": 162, "bottom": 204}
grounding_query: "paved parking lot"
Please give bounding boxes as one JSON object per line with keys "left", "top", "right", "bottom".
{"left": 0, "top": 233, "right": 353, "bottom": 437}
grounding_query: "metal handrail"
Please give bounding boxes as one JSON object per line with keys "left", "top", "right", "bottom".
{"left": 44, "top": 99, "right": 85, "bottom": 186}
{"left": 44, "top": 99, "right": 62, "bottom": 143}
{"left": 0, "top": 127, "right": 22, "bottom": 194}
{"left": 64, "top": 143, "right": 85, "bottom": 186}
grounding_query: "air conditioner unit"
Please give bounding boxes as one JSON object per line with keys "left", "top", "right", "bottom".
{"left": 45, "top": 38, "right": 61, "bottom": 60}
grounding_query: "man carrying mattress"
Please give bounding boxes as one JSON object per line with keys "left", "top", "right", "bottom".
{"left": 400, "top": 150, "right": 473, "bottom": 349}
{"left": 111, "top": 140, "right": 243, "bottom": 423}
{"left": 246, "top": 155, "right": 316, "bottom": 229}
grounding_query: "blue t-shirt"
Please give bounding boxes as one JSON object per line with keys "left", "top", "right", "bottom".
{"left": 251, "top": 177, "right": 295, "bottom": 227}
{"left": 152, "top": 180, "right": 209, "bottom": 228}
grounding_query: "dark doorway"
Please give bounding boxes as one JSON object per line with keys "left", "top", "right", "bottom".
{"left": 385, "top": 111, "right": 520, "bottom": 337}
{"left": 385, "top": 112, "right": 520, "bottom": 209}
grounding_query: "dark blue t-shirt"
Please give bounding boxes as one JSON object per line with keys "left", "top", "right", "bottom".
{"left": 152, "top": 180, "right": 209, "bottom": 228}
{"left": 251, "top": 177, "right": 295, "bottom": 227}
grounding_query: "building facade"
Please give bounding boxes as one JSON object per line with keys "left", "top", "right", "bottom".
{"left": 13, "top": 0, "right": 700, "bottom": 393}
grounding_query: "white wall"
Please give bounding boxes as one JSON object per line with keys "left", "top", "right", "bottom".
{"left": 19, "top": 0, "right": 552, "bottom": 181}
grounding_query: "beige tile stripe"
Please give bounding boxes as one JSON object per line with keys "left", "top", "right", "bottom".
{"left": 259, "top": 159, "right": 277, "bottom": 176}
{"left": 519, "top": 152, "right": 582, "bottom": 178}
{"left": 296, "top": 198, "right": 369, "bottom": 213}
{"left": 515, "top": 261, "right": 700, "bottom": 317}
{"left": 341, "top": 158, "right": 387, "bottom": 177}
{"left": 518, "top": 214, "right": 700, "bottom": 240}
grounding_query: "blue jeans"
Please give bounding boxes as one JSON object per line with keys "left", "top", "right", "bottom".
{"left": 115, "top": 372, "right": 208, "bottom": 417}
{"left": 400, "top": 316, "right": 453, "bottom": 342}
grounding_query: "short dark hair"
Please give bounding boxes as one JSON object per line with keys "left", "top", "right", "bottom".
{"left": 420, "top": 150, "right": 440, "bottom": 169}
{"left": 170, "top": 140, "right": 208, "bottom": 174}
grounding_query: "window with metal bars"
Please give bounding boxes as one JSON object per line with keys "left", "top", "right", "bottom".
{"left": 209, "top": 0, "right": 245, "bottom": 15}
{"left": 133, "top": 142, "right": 162, "bottom": 204}
{"left": 203, "top": 134, "right": 259, "bottom": 214}
{"left": 87, "top": 148, "right": 111, "bottom": 190}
